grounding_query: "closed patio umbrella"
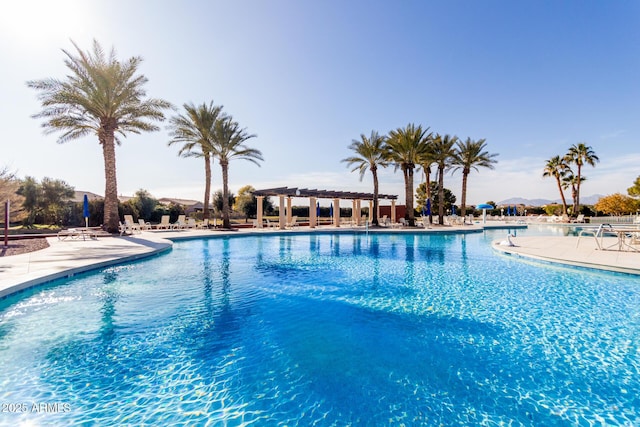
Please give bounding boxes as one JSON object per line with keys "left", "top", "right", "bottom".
{"left": 329, "top": 203, "right": 333, "bottom": 224}
{"left": 83, "top": 194, "right": 89, "bottom": 228}
{"left": 477, "top": 203, "right": 494, "bottom": 225}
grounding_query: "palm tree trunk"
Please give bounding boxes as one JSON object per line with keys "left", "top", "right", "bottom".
{"left": 372, "top": 167, "right": 379, "bottom": 225}
{"left": 460, "top": 169, "right": 469, "bottom": 220}
{"left": 221, "top": 160, "right": 231, "bottom": 229}
{"left": 555, "top": 178, "right": 568, "bottom": 215}
{"left": 404, "top": 167, "right": 415, "bottom": 226}
{"left": 203, "top": 155, "right": 211, "bottom": 220}
{"left": 101, "top": 132, "right": 119, "bottom": 233}
{"left": 575, "top": 165, "right": 582, "bottom": 216}
{"left": 438, "top": 166, "right": 445, "bottom": 225}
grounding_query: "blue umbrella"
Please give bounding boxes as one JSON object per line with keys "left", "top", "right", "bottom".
{"left": 426, "top": 199, "right": 431, "bottom": 216}
{"left": 83, "top": 194, "right": 89, "bottom": 227}
{"left": 451, "top": 205, "right": 456, "bottom": 216}
{"left": 512, "top": 205, "right": 516, "bottom": 216}
{"left": 329, "top": 203, "right": 333, "bottom": 223}
{"left": 506, "top": 206, "right": 511, "bottom": 216}
{"left": 316, "top": 202, "right": 320, "bottom": 226}
{"left": 477, "top": 203, "right": 494, "bottom": 224}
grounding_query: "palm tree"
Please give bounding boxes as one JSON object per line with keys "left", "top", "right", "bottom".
{"left": 451, "top": 138, "right": 498, "bottom": 220}
{"left": 431, "top": 134, "right": 458, "bottom": 225}
{"left": 342, "top": 131, "right": 389, "bottom": 225}
{"left": 564, "top": 143, "right": 599, "bottom": 216}
{"left": 211, "top": 116, "right": 263, "bottom": 229}
{"left": 386, "top": 124, "right": 432, "bottom": 226}
{"left": 418, "top": 152, "right": 435, "bottom": 224}
{"left": 543, "top": 156, "right": 570, "bottom": 215}
{"left": 27, "top": 40, "right": 171, "bottom": 232}
{"left": 167, "top": 102, "right": 224, "bottom": 220}
{"left": 562, "top": 170, "right": 585, "bottom": 215}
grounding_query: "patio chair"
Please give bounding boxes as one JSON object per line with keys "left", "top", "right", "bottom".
{"left": 119, "top": 221, "right": 138, "bottom": 236}
{"left": 154, "top": 215, "right": 171, "bottom": 229}
{"left": 185, "top": 218, "right": 198, "bottom": 229}
{"left": 196, "top": 219, "right": 210, "bottom": 229}
{"left": 138, "top": 218, "right": 152, "bottom": 230}
{"left": 286, "top": 216, "right": 299, "bottom": 229}
{"left": 123, "top": 215, "right": 141, "bottom": 233}
{"left": 172, "top": 214, "right": 187, "bottom": 229}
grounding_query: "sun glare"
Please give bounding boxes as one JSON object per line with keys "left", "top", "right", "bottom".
{"left": 0, "top": 1, "right": 95, "bottom": 49}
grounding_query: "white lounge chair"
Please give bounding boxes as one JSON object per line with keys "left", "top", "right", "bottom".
{"left": 138, "top": 218, "right": 152, "bottom": 230}
{"left": 572, "top": 214, "right": 585, "bottom": 223}
{"left": 123, "top": 215, "right": 141, "bottom": 233}
{"left": 154, "top": 215, "right": 171, "bottom": 229}
{"left": 172, "top": 214, "right": 186, "bottom": 229}
{"left": 286, "top": 216, "right": 299, "bottom": 229}
{"left": 196, "top": 219, "right": 210, "bottom": 229}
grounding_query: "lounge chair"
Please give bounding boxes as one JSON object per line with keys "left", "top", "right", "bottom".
{"left": 138, "top": 218, "right": 152, "bottom": 230}
{"left": 572, "top": 214, "right": 585, "bottom": 223}
{"left": 185, "top": 218, "right": 198, "bottom": 229}
{"left": 196, "top": 219, "right": 210, "bottom": 229}
{"left": 154, "top": 215, "right": 171, "bottom": 229}
{"left": 58, "top": 228, "right": 98, "bottom": 240}
{"left": 172, "top": 214, "right": 187, "bottom": 229}
{"left": 123, "top": 215, "right": 141, "bottom": 233}
{"left": 286, "top": 216, "right": 299, "bottom": 229}
{"left": 379, "top": 215, "right": 388, "bottom": 226}
{"left": 119, "top": 221, "right": 138, "bottom": 236}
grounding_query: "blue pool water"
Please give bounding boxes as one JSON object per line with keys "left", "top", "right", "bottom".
{"left": 0, "top": 229, "right": 639, "bottom": 426}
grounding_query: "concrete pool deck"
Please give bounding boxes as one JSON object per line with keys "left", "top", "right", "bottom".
{"left": 1, "top": 224, "right": 638, "bottom": 299}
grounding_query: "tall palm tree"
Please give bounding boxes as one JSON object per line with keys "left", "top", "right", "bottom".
{"left": 543, "top": 156, "right": 570, "bottom": 215}
{"left": 451, "top": 138, "right": 498, "bottom": 220}
{"left": 211, "top": 116, "right": 263, "bottom": 229}
{"left": 342, "top": 131, "right": 389, "bottom": 225}
{"left": 565, "top": 143, "right": 599, "bottom": 216}
{"left": 386, "top": 124, "right": 432, "bottom": 226}
{"left": 418, "top": 151, "right": 435, "bottom": 224}
{"left": 431, "top": 134, "right": 458, "bottom": 225}
{"left": 27, "top": 40, "right": 171, "bottom": 232}
{"left": 562, "top": 171, "right": 585, "bottom": 215}
{"left": 167, "top": 102, "right": 224, "bottom": 220}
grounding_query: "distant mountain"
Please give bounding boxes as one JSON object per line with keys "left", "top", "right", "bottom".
{"left": 496, "top": 194, "right": 604, "bottom": 207}
{"left": 497, "top": 197, "right": 553, "bottom": 207}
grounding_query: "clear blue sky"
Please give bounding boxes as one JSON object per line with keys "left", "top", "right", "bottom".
{"left": 2, "top": 0, "right": 639, "bottom": 207}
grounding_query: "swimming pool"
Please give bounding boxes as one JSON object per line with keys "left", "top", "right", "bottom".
{"left": 0, "top": 229, "right": 638, "bottom": 425}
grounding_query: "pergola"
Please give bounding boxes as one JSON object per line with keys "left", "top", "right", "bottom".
{"left": 252, "top": 187, "right": 398, "bottom": 229}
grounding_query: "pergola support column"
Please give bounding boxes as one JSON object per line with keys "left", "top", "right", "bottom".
{"left": 391, "top": 199, "right": 396, "bottom": 224}
{"left": 333, "top": 198, "right": 340, "bottom": 227}
{"left": 278, "top": 195, "right": 285, "bottom": 230}
{"left": 309, "top": 197, "right": 317, "bottom": 228}
{"left": 256, "top": 196, "right": 264, "bottom": 228}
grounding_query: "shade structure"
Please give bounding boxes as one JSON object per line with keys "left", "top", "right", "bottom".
{"left": 83, "top": 194, "right": 89, "bottom": 228}
{"left": 476, "top": 204, "right": 494, "bottom": 225}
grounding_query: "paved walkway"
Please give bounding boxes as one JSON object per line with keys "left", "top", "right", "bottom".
{"left": 492, "top": 234, "right": 640, "bottom": 275}
{"left": 1, "top": 224, "right": 638, "bottom": 299}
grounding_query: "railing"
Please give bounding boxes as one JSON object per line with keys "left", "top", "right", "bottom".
{"left": 577, "top": 223, "right": 640, "bottom": 251}
{"left": 588, "top": 215, "right": 640, "bottom": 225}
